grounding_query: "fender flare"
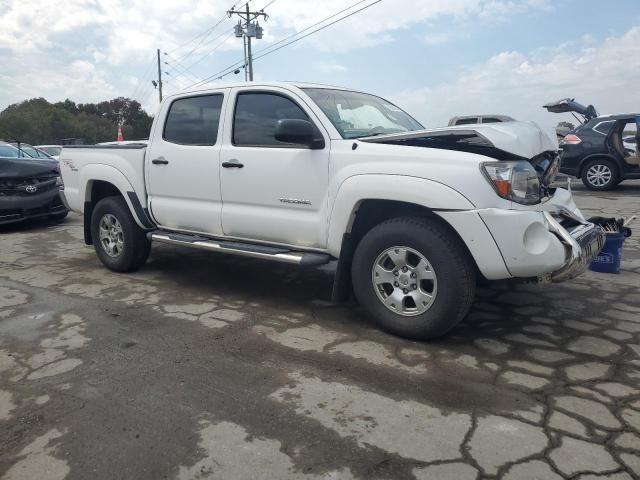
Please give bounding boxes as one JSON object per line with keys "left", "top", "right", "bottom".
{"left": 578, "top": 154, "right": 622, "bottom": 177}
{"left": 326, "top": 174, "right": 476, "bottom": 256}
{"left": 81, "top": 164, "right": 153, "bottom": 230}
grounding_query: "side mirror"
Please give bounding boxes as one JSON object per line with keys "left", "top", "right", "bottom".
{"left": 274, "top": 119, "right": 324, "bottom": 149}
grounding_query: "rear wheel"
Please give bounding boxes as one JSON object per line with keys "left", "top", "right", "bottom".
{"left": 581, "top": 159, "right": 618, "bottom": 190}
{"left": 91, "top": 196, "right": 150, "bottom": 272}
{"left": 351, "top": 217, "right": 476, "bottom": 340}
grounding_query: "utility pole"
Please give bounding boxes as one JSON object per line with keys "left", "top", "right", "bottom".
{"left": 243, "top": 36, "right": 248, "bottom": 81}
{"left": 229, "top": 3, "right": 267, "bottom": 81}
{"left": 156, "top": 48, "right": 163, "bottom": 102}
{"left": 245, "top": 3, "right": 254, "bottom": 81}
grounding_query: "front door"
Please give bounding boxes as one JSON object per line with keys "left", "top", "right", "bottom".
{"left": 219, "top": 88, "right": 330, "bottom": 248}
{"left": 146, "top": 91, "right": 227, "bottom": 235}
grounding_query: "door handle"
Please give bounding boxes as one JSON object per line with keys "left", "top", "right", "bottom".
{"left": 152, "top": 157, "right": 169, "bottom": 165}
{"left": 222, "top": 161, "right": 244, "bottom": 168}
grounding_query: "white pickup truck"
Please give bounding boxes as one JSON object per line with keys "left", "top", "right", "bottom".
{"left": 60, "top": 81, "right": 604, "bottom": 339}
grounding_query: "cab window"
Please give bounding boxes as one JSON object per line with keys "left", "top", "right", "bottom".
{"left": 233, "top": 92, "right": 310, "bottom": 147}
{"left": 163, "top": 94, "right": 223, "bottom": 145}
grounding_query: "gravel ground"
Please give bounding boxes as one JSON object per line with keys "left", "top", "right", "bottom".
{"left": 0, "top": 182, "right": 639, "bottom": 480}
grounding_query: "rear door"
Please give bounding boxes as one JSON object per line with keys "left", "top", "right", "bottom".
{"left": 146, "top": 90, "right": 228, "bottom": 235}
{"left": 218, "top": 87, "right": 330, "bottom": 248}
{"left": 608, "top": 117, "right": 640, "bottom": 168}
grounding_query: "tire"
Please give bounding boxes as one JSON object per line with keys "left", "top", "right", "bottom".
{"left": 90, "top": 196, "right": 150, "bottom": 272}
{"left": 351, "top": 216, "right": 476, "bottom": 340}
{"left": 581, "top": 159, "right": 619, "bottom": 190}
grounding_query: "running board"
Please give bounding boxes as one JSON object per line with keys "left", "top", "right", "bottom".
{"left": 150, "top": 232, "right": 331, "bottom": 267}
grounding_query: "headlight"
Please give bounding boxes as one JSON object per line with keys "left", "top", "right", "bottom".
{"left": 481, "top": 161, "right": 540, "bottom": 205}
{"left": 56, "top": 176, "right": 64, "bottom": 187}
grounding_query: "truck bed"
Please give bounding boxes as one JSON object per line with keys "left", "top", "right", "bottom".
{"left": 60, "top": 144, "right": 148, "bottom": 216}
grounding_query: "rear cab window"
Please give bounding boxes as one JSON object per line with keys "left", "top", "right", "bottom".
{"left": 481, "top": 117, "right": 503, "bottom": 124}
{"left": 163, "top": 94, "right": 224, "bottom": 145}
{"left": 454, "top": 118, "right": 479, "bottom": 125}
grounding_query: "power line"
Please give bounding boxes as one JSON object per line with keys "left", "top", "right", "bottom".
{"left": 166, "top": 0, "right": 242, "bottom": 56}
{"left": 160, "top": 1, "right": 252, "bottom": 87}
{"left": 168, "top": 16, "right": 231, "bottom": 67}
{"left": 227, "top": 2, "right": 268, "bottom": 81}
{"left": 163, "top": 53, "right": 201, "bottom": 83}
{"left": 204, "top": 0, "right": 368, "bottom": 82}
{"left": 185, "top": 0, "right": 382, "bottom": 89}
{"left": 253, "top": 0, "right": 370, "bottom": 58}
{"left": 129, "top": 54, "right": 158, "bottom": 101}
{"left": 254, "top": 0, "right": 382, "bottom": 61}
{"left": 197, "top": 0, "right": 381, "bottom": 86}
{"left": 259, "top": 0, "right": 277, "bottom": 11}
{"left": 177, "top": 30, "right": 237, "bottom": 75}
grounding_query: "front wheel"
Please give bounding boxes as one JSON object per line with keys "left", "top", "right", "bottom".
{"left": 581, "top": 159, "right": 618, "bottom": 190}
{"left": 90, "top": 196, "right": 150, "bottom": 272}
{"left": 351, "top": 217, "right": 476, "bottom": 340}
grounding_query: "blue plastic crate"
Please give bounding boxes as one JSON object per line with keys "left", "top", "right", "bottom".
{"left": 589, "top": 233, "right": 625, "bottom": 274}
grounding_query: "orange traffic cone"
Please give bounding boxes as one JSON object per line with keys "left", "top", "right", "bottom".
{"left": 117, "top": 126, "right": 123, "bottom": 142}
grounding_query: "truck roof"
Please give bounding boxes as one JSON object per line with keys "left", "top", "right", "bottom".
{"left": 173, "top": 81, "right": 360, "bottom": 99}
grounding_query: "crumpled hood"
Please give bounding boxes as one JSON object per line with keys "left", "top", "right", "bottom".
{"left": 359, "top": 121, "right": 559, "bottom": 160}
{"left": 0, "top": 157, "right": 59, "bottom": 178}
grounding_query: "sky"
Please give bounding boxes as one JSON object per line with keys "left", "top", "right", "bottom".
{"left": 1, "top": 0, "right": 639, "bottom": 129}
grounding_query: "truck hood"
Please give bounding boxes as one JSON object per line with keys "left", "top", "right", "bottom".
{"left": 359, "top": 121, "right": 559, "bottom": 160}
{"left": 0, "top": 157, "right": 59, "bottom": 179}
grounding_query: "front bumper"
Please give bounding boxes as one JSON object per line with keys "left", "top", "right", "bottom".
{"left": 478, "top": 206, "right": 605, "bottom": 282}
{"left": 0, "top": 187, "right": 68, "bottom": 225}
{"left": 543, "top": 210, "right": 605, "bottom": 282}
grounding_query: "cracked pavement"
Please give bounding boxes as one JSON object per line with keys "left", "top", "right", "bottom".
{"left": 0, "top": 182, "right": 639, "bottom": 480}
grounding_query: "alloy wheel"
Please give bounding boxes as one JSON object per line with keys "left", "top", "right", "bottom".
{"left": 372, "top": 246, "right": 438, "bottom": 316}
{"left": 586, "top": 164, "right": 612, "bottom": 187}
{"left": 99, "top": 214, "right": 124, "bottom": 257}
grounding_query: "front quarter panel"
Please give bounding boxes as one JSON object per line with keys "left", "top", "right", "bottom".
{"left": 327, "top": 174, "right": 511, "bottom": 279}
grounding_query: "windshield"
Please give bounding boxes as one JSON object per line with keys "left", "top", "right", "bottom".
{"left": 304, "top": 88, "right": 423, "bottom": 139}
{"left": 21, "top": 145, "right": 40, "bottom": 157}
{"left": 34, "top": 148, "right": 53, "bottom": 158}
{"left": 8, "top": 144, "right": 35, "bottom": 158}
{"left": 39, "top": 146, "right": 62, "bottom": 156}
{"left": 0, "top": 145, "right": 21, "bottom": 158}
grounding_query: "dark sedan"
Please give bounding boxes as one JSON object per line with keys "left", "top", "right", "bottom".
{"left": 0, "top": 154, "right": 68, "bottom": 225}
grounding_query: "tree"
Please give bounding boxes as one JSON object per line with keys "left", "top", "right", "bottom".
{"left": 55, "top": 99, "right": 79, "bottom": 115}
{"left": 557, "top": 121, "right": 575, "bottom": 129}
{"left": 0, "top": 97, "right": 153, "bottom": 144}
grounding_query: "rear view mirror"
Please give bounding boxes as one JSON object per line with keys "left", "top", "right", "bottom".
{"left": 274, "top": 119, "right": 324, "bottom": 149}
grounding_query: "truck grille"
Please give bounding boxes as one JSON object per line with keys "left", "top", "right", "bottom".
{"left": 574, "top": 225, "right": 606, "bottom": 266}
{"left": 0, "top": 173, "right": 58, "bottom": 197}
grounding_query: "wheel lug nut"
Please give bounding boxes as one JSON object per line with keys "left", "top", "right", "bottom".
{"left": 394, "top": 281, "right": 399, "bottom": 287}
{"left": 403, "top": 288, "right": 409, "bottom": 294}
{"left": 394, "top": 271, "right": 399, "bottom": 276}
{"left": 402, "top": 266, "right": 408, "bottom": 272}
{"left": 411, "top": 272, "right": 416, "bottom": 278}
{"left": 412, "top": 284, "right": 417, "bottom": 290}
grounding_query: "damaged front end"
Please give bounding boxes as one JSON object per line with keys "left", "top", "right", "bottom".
{"left": 360, "top": 122, "right": 607, "bottom": 283}
{"left": 543, "top": 208, "right": 605, "bottom": 282}
{"left": 360, "top": 121, "right": 562, "bottom": 204}
{"left": 0, "top": 157, "right": 67, "bottom": 225}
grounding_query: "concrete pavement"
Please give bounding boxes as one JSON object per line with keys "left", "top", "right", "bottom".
{"left": 1, "top": 182, "right": 639, "bottom": 479}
